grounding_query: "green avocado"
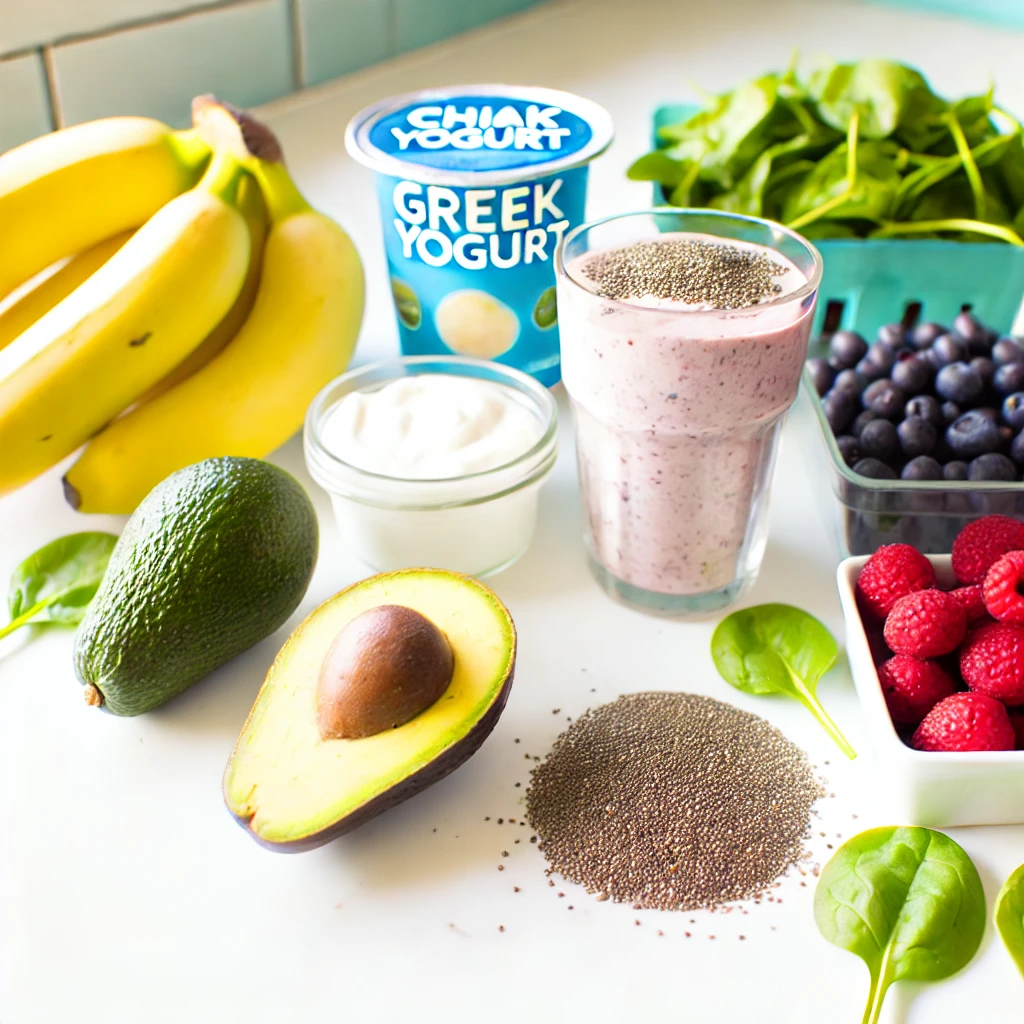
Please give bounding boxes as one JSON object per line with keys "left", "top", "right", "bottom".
{"left": 74, "top": 457, "right": 318, "bottom": 716}
{"left": 223, "top": 569, "right": 516, "bottom": 851}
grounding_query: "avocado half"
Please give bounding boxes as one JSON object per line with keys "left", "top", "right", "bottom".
{"left": 223, "top": 568, "right": 516, "bottom": 852}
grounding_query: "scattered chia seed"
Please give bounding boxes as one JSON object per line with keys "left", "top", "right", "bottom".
{"left": 580, "top": 239, "right": 785, "bottom": 309}
{"left": 525, "top": 693, "right": 824, "bottom": 912}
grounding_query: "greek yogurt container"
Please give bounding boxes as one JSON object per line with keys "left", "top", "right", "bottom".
{"left": 304, "top": 356, "right": 558, "bottom": 578}
{"left": 345, "top": 85, "right": 614, "bottom": 386}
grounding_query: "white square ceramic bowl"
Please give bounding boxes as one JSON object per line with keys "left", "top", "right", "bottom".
{"left": 837, "top": 554, "right": 1024, "bottom": 827}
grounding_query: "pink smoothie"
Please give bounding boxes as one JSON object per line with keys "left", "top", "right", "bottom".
{"left": 559, "top": 233, "right": 813, "bottom": 597}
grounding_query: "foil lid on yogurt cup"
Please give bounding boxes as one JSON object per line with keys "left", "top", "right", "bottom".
{"left": 345, "top": 84, "right": 614, "bottom": 186}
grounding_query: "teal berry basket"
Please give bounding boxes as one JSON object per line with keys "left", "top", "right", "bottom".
{"left": 650, "top": 103, "right": 1024, "bottom": 340}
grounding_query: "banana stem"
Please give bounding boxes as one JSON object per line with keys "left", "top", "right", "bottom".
{"left": 248, "top": 159, "right": 311, "bottom": 222}
{"left": 169, "top": 127, "right": 212, "bottom": 175}
{"left": 198, "top": 150, "right": 245, "bottom": 204}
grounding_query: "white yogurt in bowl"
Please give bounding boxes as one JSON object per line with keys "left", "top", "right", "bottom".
{"left": 304, "top": 356, "right": 558, "bottom": 577}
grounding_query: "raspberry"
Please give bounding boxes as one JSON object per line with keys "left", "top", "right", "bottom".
{"left": 883, "top": 590, "right": 967, "bottom": 659}
{"left": 877, "top": 655, "right": 956, "bottom": 724}
{"left": 912, "top": 692, "right": 1015, "bottom": 752}
{"left": 983, "top": 550, "right": 1024, "bottom": 623}
{"left": 960, "top": 621, "right": 1024, "bottom": 704}
{"left": 949, "top": 584, "right": 990, "bottom": 623}
{"left": 856, "top": 544, "right": 936, "bottom": 620}
{"left": 951, "top": 514, "right": 1024, "bottom": 584}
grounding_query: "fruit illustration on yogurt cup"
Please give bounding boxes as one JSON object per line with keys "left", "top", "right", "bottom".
{"left": 391, "top": 276, "right": 421, "bottom": 329}
{"left": 533, "top": 285, "right": 557, "bottom": 330}
{"left": 435, "top": 289, "right": 519, "bottom": 358}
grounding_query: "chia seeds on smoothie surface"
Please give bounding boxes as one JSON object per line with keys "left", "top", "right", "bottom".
{"left": 525, "top": 693, "right": 824, "bottom": 912}
{"left": 581, "top": 238, "right": 785, "bottom": 308}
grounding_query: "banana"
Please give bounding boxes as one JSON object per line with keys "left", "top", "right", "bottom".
{"left": 0, "top": 232, "right": 133, "bottom": 352}
{"left": 64, "top": 105, "right": 364, "bottom": 514}
{"left": 0, "top": 117, "right": 209, "bottom": 299}
{"left": 0, "top": 152, "right": 251, "bottom": 497}
{"left": 133, "top": 170, "right": 267, "bottom": 404}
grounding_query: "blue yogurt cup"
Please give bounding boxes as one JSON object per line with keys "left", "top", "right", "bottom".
{"left": 346, "top": 85, "right": 614, "bottom": 386}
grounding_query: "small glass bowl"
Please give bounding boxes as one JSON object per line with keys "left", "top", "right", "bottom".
{"left": 304, "top": 355, "right": 558, "bottom": 578}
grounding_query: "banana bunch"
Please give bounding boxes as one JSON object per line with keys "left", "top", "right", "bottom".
{"left": 0, "top": 99, "right": 364, "bottom": 511}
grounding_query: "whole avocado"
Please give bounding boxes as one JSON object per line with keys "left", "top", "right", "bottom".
{"left": 74, "top": 457, "right": 318, "bottom": 716}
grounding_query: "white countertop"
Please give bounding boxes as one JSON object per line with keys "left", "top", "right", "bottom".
{"left": 4, "top": 1, "right": 1024, "bottom": 1020}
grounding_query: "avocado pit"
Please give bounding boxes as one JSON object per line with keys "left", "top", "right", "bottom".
{"left": 316, "top": 604, "right": 454, "bottom": 740}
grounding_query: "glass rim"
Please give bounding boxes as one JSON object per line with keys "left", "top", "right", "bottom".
{"left": 555, "top": 207, "right": 824, "bottom": 317}
{"left": 303, "top": 354, "right": 559, "bottom": 493}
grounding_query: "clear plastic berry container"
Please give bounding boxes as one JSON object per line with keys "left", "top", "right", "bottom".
{"left": 803, "top": 363, "right": 1024, "bottom": 558}
{"left": 837, "top": 554, "right": 1024, "bottom": 827}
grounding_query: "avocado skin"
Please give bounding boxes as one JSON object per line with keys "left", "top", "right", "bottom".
{"left": 231, "top": 658, "right": 514, "bottom": 853}
{"left": 74, "top": 457, "right": 318, "bottom": 716}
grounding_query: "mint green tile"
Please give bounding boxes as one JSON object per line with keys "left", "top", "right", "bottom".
{"left": 298, "top": 0, "right": 391, "bottom": 87}
{"left": 482, "top": 0, "right": 540, "bottom": 19}
{"left": 864, "top": 0, "right": 1024, "bottom": 28}
{"left": 0, "top": 52, "right": 53, "bottom": 154}
{"left": 394, "top": 0, "right": 469, "bottom": 52}
{"left": 52, "top": 0, "right": 294, "bottom": 129}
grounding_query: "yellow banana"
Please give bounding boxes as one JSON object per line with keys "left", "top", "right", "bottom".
{"left": 0, "top": 152, "right": 251, "bottom": 497}
{"left": 64, "top": 109, "right": 363, "bottom": 514}
{"left": 0, "top": 232, "right": 133, "bottom": 352}
{"left": 133, "top": 170, "right": 267, "bottom": 404}
{"left": 0, "top": 117, "right": 209, "bottom": 299}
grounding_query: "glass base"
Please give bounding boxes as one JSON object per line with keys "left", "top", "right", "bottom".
{"left": 587, "top": 554, "right": 752, "bottom": 619}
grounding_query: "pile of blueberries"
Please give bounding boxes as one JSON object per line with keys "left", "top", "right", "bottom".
{"left": 809, "top": 310, "right": 1024, "bottom": 483}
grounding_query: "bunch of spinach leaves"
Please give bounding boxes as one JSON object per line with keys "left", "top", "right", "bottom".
{"left": 629, "top": 58, "right": 1024, "bottom": 244}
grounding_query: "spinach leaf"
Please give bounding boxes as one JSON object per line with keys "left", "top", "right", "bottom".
{"left": 710, "top": 603, "right": 855, "bottom": 758}
{"left": 626, "top": 150, "right": 693, "bottom": 188}
{"left": 1, "top": 532, "right": 118, "bottom": 641}
{"left": 995, "top": 863, "right": 1024, "bottom": 978}
{"left": 810, "top": 59, "right": 944, "bottom": 141}
{"left": 815, "top": 826, "right": 986, "bottom": 1024}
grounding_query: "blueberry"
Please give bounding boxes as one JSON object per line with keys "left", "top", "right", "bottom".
{"left": 822, "top": 390, "right": 858, "bottom": 434}
{"left": 976, "top": 406, "right": 1000, "bottom": 423}
{"left": 1003, "top": 392, "right": 1024, "bottom": 431}
{"left": 865, "top": 344, "right": 896, "bottom": 373}
{"left": 995, "top": 361, "right": 1024, "bottom": 396}
{"left": 877, "top": 323, "right": 907, "bottom": 349}
{"left": 953, "top": 310, "right": 990, "bottom": 346}
{"left": 911, "top": 322, "right": 947, "bottom": 349}
{"left": 897, "top": 416, "right": 937, "bottom": 457}
{"left": 859, "top": 418, "right": 899, "bottom": 459}
{"left": 833, "top": 368, "right": 866, "bottom": 395}
{"left": 941, "top": 401, "right": 962, "bottom": 425}
{"left": 992, "top": 336, "right": 1024, "bottom": 365}
{"left": 935, "top": 362, "right": 983, "bottom": 405}
{"left": 856, "top": 356, "right": 887, "bottom": 383}
{"left": 852, "top": 409, "right": 879, "bottom": 437}
{"left": 928, "top": 334, "right": 968, "bottom": 368}
{"left": 901, "top": 456, "right": 943, "bottom": 481}
{"left": 806, "top": 357, "right": 834, "bottom": 396}
{"left": 853, "top": 457, "right": 898, "bottom": 480}
{"left": 904, "top": 394, "right": 943, "bottom": 429}
{"left": 836, "top": 435, "right": 862, "bottom": 467}
{"left": 968, "top": 453, "right": 1017, "bottom": 481}
{"left": 1011, "top": 431, "right": 1024, "bottom": 467}
{"left": 890, "top": 352, "right": 931, "bottom": 395}
{"left": 943, "top": 460, "right": 970, "bottom": 480}
{"left": 1000, "top": 426, "right": 1015, "bottom": 447}
{"left": 829, "top": 330, "right": 869, "bottom": 369}
{"left": 946, "top": 410, "right": 1001, "bottom": 458}
{"left": 969, "top": 356, "right": 996, "bottom": 386}
{"left": 862, "top": 379, "right": 906, "bottom": 420}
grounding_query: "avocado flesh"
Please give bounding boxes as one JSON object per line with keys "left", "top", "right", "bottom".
{"left": 224, "top": 569, "right": 516, "bottom": 851}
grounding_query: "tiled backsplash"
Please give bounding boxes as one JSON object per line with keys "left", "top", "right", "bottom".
{"left": 0, "top": 0, "right": 544, "bottom": 152}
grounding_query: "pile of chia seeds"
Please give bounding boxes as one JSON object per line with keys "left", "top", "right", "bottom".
{"left": 582, "top": 238, "right": 785, "bottom": 308}
{"left": 525, "top": 693, "right": 823, "bottom": 912}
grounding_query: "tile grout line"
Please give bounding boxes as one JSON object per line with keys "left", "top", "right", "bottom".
{"left": 286, "top": 0, "right": 305, "bottom": 90}
{"left": 40, "top": 45, "right": 64, "bottom": 130}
